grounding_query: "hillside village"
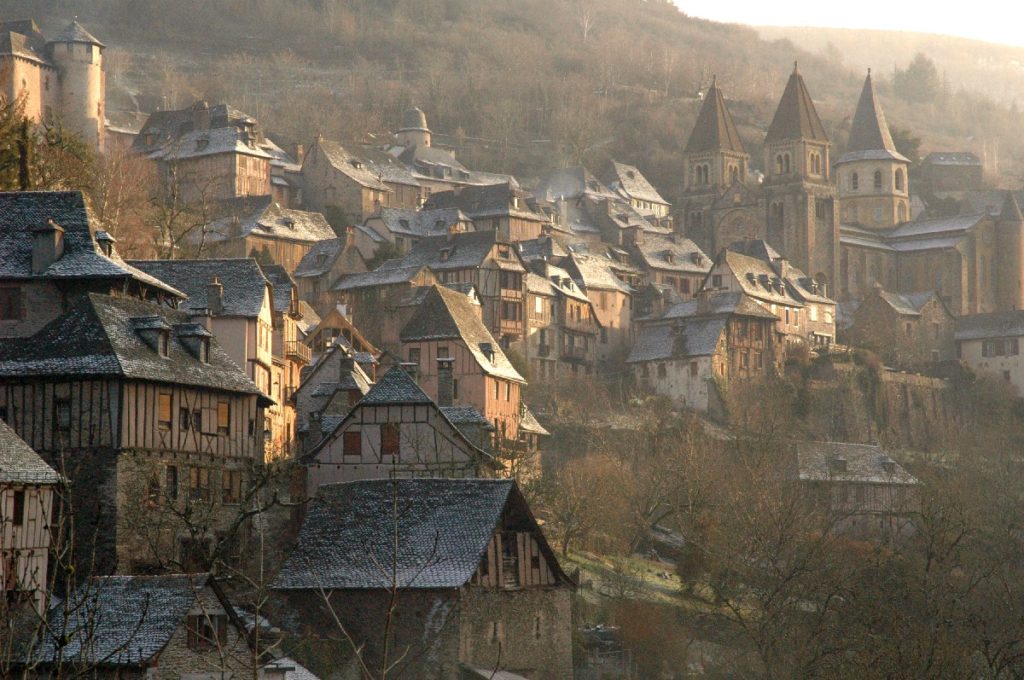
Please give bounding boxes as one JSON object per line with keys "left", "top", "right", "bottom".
{"left": 3, "top": 9, "right": 1024, "bottom": 680}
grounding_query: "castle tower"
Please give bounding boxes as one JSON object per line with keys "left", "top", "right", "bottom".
{"left": 762, "top": 62, "right": 838, "bottom": 287}
{"left": 996, "top": 191, "right": 1024, "bottom": 311}
{"left": 835, "top": 71, "right": 911, "bottom": 230}
{"left": 395, "top": 106, "right": 431, "bottom": 149}
{"left": 46, "top": 20, "right": 105, "bottom": 151}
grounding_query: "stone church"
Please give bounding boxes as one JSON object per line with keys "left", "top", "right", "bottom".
{"left": 680, "top": 66, "right": 1024, "bottom": 315}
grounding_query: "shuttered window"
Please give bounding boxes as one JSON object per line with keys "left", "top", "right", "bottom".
{"left": 381, "top": 423, "right": 400, "bottom": 458}
{"left": 217, "top": 402, "right": 230, "bottom": 434}
{"left": 343, "top": 431, "right": 362, "bottom": 458}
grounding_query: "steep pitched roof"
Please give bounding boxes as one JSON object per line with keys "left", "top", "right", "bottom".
{"left": 565, "top": 252, "right": 633, "bottom": 294}
{"left": 685, "top": 80, "right": 745, "bottom": 154}
{"left": 839, "top": 72, "right": 908, "bottom": 164}
{"left": 260, "top": 263, "right": 297, "bottom": 315}
{"left": 33, "top": 574, "right": 219, "bottom": 666}
{"left": 129, "top": 258, "right": 270, "bottom": 317}
{"left": 400, "top": 286, "right": 525, "bottom": 383}
{"left": 0, "top": 294, "right": 264, "bottom": 397}
{"left": 423, "top": 182, "right": 545, "bottom": 221}
{"left": 272, "top": 479, "right": 565, "bottom": 590}
{"left": 358, "top": 366, "right": 433, "bottom": 405}
{"left": 873, "top": 290, "right": 939, "bottom": 317}
{"left": 0, "top": 191, "right": 183, "bottom": 297}
{"left": 310, "top": 139, "right": 388, "bottom": 191}
{"left": 660, "top": 291, "right": 778, "bottom": 321}
{"left": 795, "top": 442, "right": 918, "bottom": 485}
{"left": 150, "top": 126, "right": 272, "bottom": 161}
{"left": 386, "top": 229, "right": 519, "bottom": 273}
{"left": 600, "top": 162, "right": 669, "bottom": 206}
{"left": 369, "top": 207, "right": 471, "bottom": 238}
{"left": 293, "top": 238, "right": 344, "bottom": 278}
{"left": 0, "top": 420, "right": 61, "bottom": 485}
{"left": 765, "top": 64, "right": 829, "bottom": 144}
{"left": 627, "top": 317, "right": 726, "bottom": 363}
{"left": 49, "top": 19, "right": 104, "bottom": 46}
{"left": 633, "top": 233, "right": 712, "bottom": 274}
{"left": 204, "top": 199, "right": 335, "bottom": 245}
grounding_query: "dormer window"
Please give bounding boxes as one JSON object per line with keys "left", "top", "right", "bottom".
{"left": 399, "top": 219, "right": 410, "bottom": 230}
{"left": 283, "top": 217, "right": 295, "bottom": 230}
{"left": 196, "top": 138, "right": 209, "bottom": 151}
{"left": 157, "top": 331, "right": 169, "bottom": 358}
{"left": 664, "top": 251, "right": 674, "bottom": 264}
{"left": 198, "top": 337, "right": 210, "bottom": 363}
{"left": 350, "top": 159, "right": 364, "bottom": 169}
{"left": 440, "top": 247, "right": 452, "bottom": 261}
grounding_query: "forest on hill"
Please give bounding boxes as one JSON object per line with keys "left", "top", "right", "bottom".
{"left": 13, "top": 0, "right": 1024, "bottom": 197}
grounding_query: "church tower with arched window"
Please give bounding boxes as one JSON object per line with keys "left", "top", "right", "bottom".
{"left": 762, "top": 63, "right": 839, "bottom": 288}
{"left": 835, "top": 71, "right": 910, "bottom": 230}
{"left": 679, "top": 78, "right": 763, "bottom": 258}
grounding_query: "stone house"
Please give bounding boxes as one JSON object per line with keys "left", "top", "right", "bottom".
{"left": 198, "top": 196, "right": 336, "bottom": 273}
{"left": 0, "top": 191, "right": 184, "bottom": 338}
{"left": 271, "top": 478, "right": 574, "bottom": 680}
{"left": 955, "top": 309, "right": 1024, "bottom": 396}
{"left": 0, "top": 293, "right": 270, "bottom": 574}
{"left": 704, "top": 239, "right": 836, "bottom": 351}
{"left": 628, "top": 291, "right": 778, "bottom": 413}
{"left": 299, "top": 137, "right": 394, "bottom": 220}
{"left": 332, "top": 264, "right": 439, "bottom": 354}
{"left": 423, "top": 182, "right": 552, "bottom": 243}
{"left": 28, "top": 573, "right": 270, "bottom": 679}
{"left": 400, "top": 285, "right": 531, "bottom": 456}
{"left": 524, "top": 262, "right": 601, "bottom": 379}
{"left": 0, "top": 420, "right": 61, "bottom": 614}
{"left": 376, "top": 230, "right": 529, "bottom": 348}
{"left": 129, "top": 258, "right": 294, "bottom": 454}
{"left": 793, "top": 441, "right": 920, "bottom": 540}
{"left": 844, "top": 286, "right": 956, "bottom": 367}
{"left": 599, "top": 160, "right": 672, "bottom": 220}
{"left": 0, "top": 20, "right": 106, "bottom": 150}
{"left": 302, "top": 366, "right": 499, "bottom": 493}
{"left": 136, "top": 101, "right": 272, "bottom": 203}
{"left": 292, "top": 232, "right": 367, "bottom": 314}
{"left": 562, "top": 249, "right": 635, "bottom": 362}
{"left": 920, "top": 152, "right": 984, "bottom": 193}
{"left": 362, "top": 206, "right": 475, "bottom": 257}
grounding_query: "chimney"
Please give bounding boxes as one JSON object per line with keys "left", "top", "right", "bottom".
{"left": 777, "top": 259, "right": 790, "bottom": 281}
{"left": 308, "top": 410, "right": 323, "bottom": 448}
{"left": 95, "top": 230, "right": 116, "bottom": 257}
{"left": 345, "top": 226, "right": 355, "bottom": 248}
{"left": 437, "top": 357, "right": 455, "bottom": 406}
{"left": 339, "top": 349, "right": 355, "bottom": 375}
{"left": 207, "top": 277, "right": 224, "bottom": 316}
{"left": 696, "top": 288, "right": 712, "bottom": 315}
{"left": 293, "top": 143, "right": 305, "bottom": 164}
{"left": 229, "top": 216, "right": 242, "bottom": 239}
{"left": 31, "top": 220, "right": 65, "bottom": 274}
{"left": 192, "top": 100, "right": 211, "bottom": 131}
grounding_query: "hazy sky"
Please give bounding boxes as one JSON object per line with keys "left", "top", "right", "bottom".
{"left": 674, "top": 2, "right": 1024, "bottom": 48}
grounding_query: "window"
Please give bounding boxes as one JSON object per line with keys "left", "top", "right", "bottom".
{"left": 740, "top": 351, "right": 749, "bottom": 369}
{"left": 146, "top": 477, "right": 161, "bottom": 508}
{"left": 534, "top": 615, "right": 542, "bottom": 640}
{"left": 12, "top": 490, "right": 24, "bottom": 526}
{"left": 690, "top": 361, "right": 698, "bottom": 377}
{"left": 222, "top": 470, "right": 242, "bottom": 505}
{"left": 534, "top": 296, "right": 543, "bottom": 314}
{"left": 783, "top": 154, "right": 791, "bottom": 174}
{"left": 0, "top": 287, "right": 22, "bottom": 320}
{"left": 493, "top": 380, "right": 500, "bottom": 400}
{"left": 189, "top": 467, "right": 211, "bottom": 503}
{"left": 681, "top": 278, "right": 690, "bottom": 295}
{"left": 453, "top": 378, "right": 459, "bottom": 400}
{"left": 158, "top": 393, "right": 172, "bottom": 430}
{"left": 179, "top": 407, "right": 192, "bottom": 430}
{"left": 408, "top": 347, "right": 421, "bottom": 365}
{"left": 217, "top": 402, "right": 230, "bottom": 435}
{"left": 55, "top": 398, "right": 71, "bottom": 434}
{"left": 657, "top": 363, "right": 667, "bottom": 378}
{"left": 186, "top": 614, "right": 228, "bottom": 651}
{"left": 505, "top": 383, "right": 512, "bottom": 401}
{"left": 343, "top": 431, "right": 362, "bottom": 458}
{"left": 381, "top": 423, "right": 400, "bottom": 458}
{"left": 905, "top": 322, "right": 913, "bottom": 336}
{"left": 166, "top": 466, "right": 178, "bottom": 501}
{"left": 851, "top": 172, "right": 859, "bottom": 191}
{"left": 157, "top": 331, "right": 169, "bottom": 358}
{"left": 754, "top": 351, "right": 763, "bottom": 369}
{"left": 711, "top": 274, "right": 722, "bottom": 288}
{"left": 895, "top": 168, "right": 905, "bottom": 191}
{"left": 874, "top": 170, "right": 883, "bottom": 190}
{"left": 437, "top": 345, "right": 449, "bottom": 359}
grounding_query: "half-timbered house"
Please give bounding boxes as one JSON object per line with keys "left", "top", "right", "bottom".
{"left": 272, "top": 478, "right": 574, "bottom": 680}
{"left": 0, "top": 420, "right": 61, "bottom": 613}
{"left": 0, "top": 293, "right": 269, "bottom": 574}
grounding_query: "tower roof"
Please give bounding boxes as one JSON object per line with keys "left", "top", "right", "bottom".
{"left": 765, "top": 63, "right": 828, "bottom": 144}
{"left": 1000, "top": 190, "right": 1023, "bottom": 223}
{"left": 399, "top": 106, "right": 429, "bottom": 133}
{"left": 685, "top": 79, "right": 746, "bottom": 155}
{"left": 49, "top": 20, "right": 104, "bottom": 47}
{"left": 838, "top": 71, "right": 909, "bottom": 164}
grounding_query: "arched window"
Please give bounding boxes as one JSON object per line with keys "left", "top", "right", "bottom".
{"left": 895, "top": 168, "right": 904, "bottom": 191}
{"left": 874, "top": 170, "right": 882, "bottom": 190}
{"left": 851, "top": 172, "right": 859, "bottom": 191}
{"left": 775, "top": 155, "right": 783, "bottom": 175}
{"left": 783, "top": 154, "right": 791, "bottom": 174}
{"left": 730, "top": 165, "right": 739, "bottom": 183}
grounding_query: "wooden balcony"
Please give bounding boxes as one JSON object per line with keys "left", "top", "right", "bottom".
{"left": 284, "top": 340, "right": 312, "bottom": 364}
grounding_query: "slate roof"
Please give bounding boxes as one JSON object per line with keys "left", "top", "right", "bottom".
{"left": 719, "top": 241, "right": 834, "bottom": 305}
{"left": 356, "top": 146, "right": 422, "bottom": 187}
{"left": 627, "top": 317, "right": 726, "bottom": 363}
{"left": 400, "top": 286, "right": 525, "bottom": 383}
{"left": 955, "top": 310, "right": 1024, "bottom": 341}
{"left": 33, "top": 574, "right": 217, "bottom": 667}
{"left": 359, "top": 366, "right": 434, "bottom": 405}
{"left": 386, "top": 229, "right": 521, "bottom": 273}
{"left": 685, "top": 80, "right": 745, "bottom": 154}
{"left": 0, "top": 294, "right": 264, "bottom": 397}
{"left": 519, "top": 406, "right": 550, "bottom": 436}
{"left": 260, "top": 263, "right": 297, "bottom": 316}
{"left": 333, "top": 264, "right": 432, "bottom": 292}
{"left": 839, "top": 72, "right": 908, "bottom": 164}
{"left": 129, "top": 258, "right": 270, "bottom": 317}
{"left": 272, "top": 479, "right": 525, "bottom": 590}
{"left": 874, "top": 290, "right": 939, "bottom": 317}
{"left": 423, "top": 182, "right": 546, "bottom": 221}
{"left": 264, "top": 657, "right": 323, "bottom": 680}
{"left": 310, "top": 139, "right": 388, "bottom": 191}
{"left": 293, "top": 238, "right": 343, "bottom": 278}
{"left": 634, "top": 234, "right": 712, "bottom": 274}
{"left": 439, "top": 406, "right": 494, "bottom": 429}
{"left": 0, "top": 420, "right": 61, "bottom": 485}
{"left": 923, "top": 152, "right": 982, "bottom": 167}
{"left": 661, "top": 291, "right": 778, "bottom": 321}
{"left": 50, "top": 19, "right": 104, "bottom": 46}
{"left": 0, "top": 191, "right": 183, "bottom": 297}
{"left": 601, "top": 162, "right": 669, "bottom": 207}
{"left": 517, "top": 236, "right": 568, "bottom": 263}
{"left": 534, "top": 166, "right": 618, "bottom": 202}
{"left": 566, "top": 252, "right": 633, "bottom": 294}
{"left": 204, "top": 199, "right": 335, "bottom": 245}
{"left": 0, "top": 21, "right": 49, "bottom": 64}
{"left": 296, "top": 301, "right": 320, "bottom": 334}
{"left": 369, "top": 207, "right": 470, "bottom": 238}
{"left": 530, "top": 262, "right": 592, "bottom": 304}
{"left": 151, "top": 126, "right": 271, "bottom": 162}
{"left": 132, "top": 103, "right": 256, "bottom": 155}
{"left": 765, "top": 64, "right": 829, "bottom": 143}
{"left": 794, "top": 442, "right": 919, "bottom": 485}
